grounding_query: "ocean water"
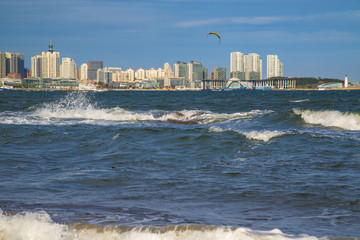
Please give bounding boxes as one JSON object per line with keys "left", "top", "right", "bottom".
{"left": 0, "top": 89, "right": 359, "bottom": 240}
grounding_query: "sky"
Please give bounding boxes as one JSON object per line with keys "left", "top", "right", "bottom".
{"left": 1, "top": 0, "right": 359, "bottom": 81}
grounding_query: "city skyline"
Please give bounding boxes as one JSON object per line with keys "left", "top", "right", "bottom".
{"left": 1, "top": 0, "right": 359, "bottom": 81}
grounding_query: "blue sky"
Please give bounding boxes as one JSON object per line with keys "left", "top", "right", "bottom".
{"left": 1, "top": 0, "right": 359, "bottom": 81}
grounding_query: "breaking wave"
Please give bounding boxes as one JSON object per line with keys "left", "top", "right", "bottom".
{"left": 0, "top": 92, "right": 271, "bottom": 126}
{"left": 0, "top": 210, "right": 319, "bottom": 240}
{"left": 209, "top": 127, "right": 288, "bottom": 142}
{"left": 242, "top": 130, "right": 288, "bottom": 142}
{"left": 293, "top": 109, "right": 360, "bottom": 131}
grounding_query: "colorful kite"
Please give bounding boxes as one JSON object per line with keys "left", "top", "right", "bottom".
{"left": 207, "top": 32, "right": 221, "bottom": 43}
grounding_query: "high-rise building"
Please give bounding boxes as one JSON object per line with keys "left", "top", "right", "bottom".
{"left": 31, "top": 55, "right": 42, "bottom": 78}
{"left": 164, "top": 62, "right": 174, "bottom": 87}
{"left": 80, "top": 63, "right": 88, "bottom": 80}
{"left": 146, "top": 68, "right": 158, "bottom": 80}
{"left": 230, "top": 52, "right": 262, "bottom": 80}
{"left": 246, "top": 53, "right": 262, "bottom": 80}
{"left": 214, "top": 67, "right": 227, "bottom": 80}
{"left": 188, "top": 61, "right": 206, "bottom": 83}
{"left": 126, "top": 68, "right": 135, "bottom": 82}
{"left": 230, "top": 52, "right": 245, "bottom": 73}
{"left": 174, "top": 61, "right": 188, "bottom": 79}
{"left": 5, "top": 52, "right": 25, "bottom": 78}
{"left": 174, "top": 61, "right": 207, "bottom": 87}
{"left": 97, "top": 67, "right": 118, "bottom": 85}
{"left": 98, "top": 67, "right": 122, "bottom": 83}
{"left": 60, "top": 57, "right": 76, "bottom": 79}
{"left": 41, "top": 41, "right": 60, "bottom": 78}
{"left": 267, "top": 55, "right": 284, "bottom": 78}
{"left": 88, "top": 61, "right": 103, "bottom": 81}
{"left": 135, "top": 68, "right": 145, "bottom": 80}
{"left": 0, "top": 52, "right": 6, "bottom": 78}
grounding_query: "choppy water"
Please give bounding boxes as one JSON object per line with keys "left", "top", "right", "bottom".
{"left": 0, "top": 90, "right": 359, "bottom": 240}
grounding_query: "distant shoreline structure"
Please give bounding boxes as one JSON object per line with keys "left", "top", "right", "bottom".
{"left": 2, "top": 86, "right": 360, "bottom": 92}
{"left": 2, "top": 75, "right": 358, "bottom": 92}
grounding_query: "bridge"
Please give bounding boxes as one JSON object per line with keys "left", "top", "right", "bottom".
{"left": 202, "top": 77, "right": 296, "bottom": 90}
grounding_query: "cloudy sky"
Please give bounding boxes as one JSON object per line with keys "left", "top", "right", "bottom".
{"left": 1, "top": 0, "right": 359, "bottom": 80}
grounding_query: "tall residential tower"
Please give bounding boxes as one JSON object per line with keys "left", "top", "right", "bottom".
{"left": 267, "top": 55, "right": 284, "bottom": 78}
{"left": 31, "top": 55, "right": 42, "bottom": 78}
{"left": 230, "top": 52, "right": 262, "bottom": 80}
{"left": 41, "top": 41, "right": 60, "bottom": 78}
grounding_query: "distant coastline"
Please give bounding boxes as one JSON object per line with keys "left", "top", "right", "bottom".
{"left": 3, "top": 86, "right": 360, "bottom": 92}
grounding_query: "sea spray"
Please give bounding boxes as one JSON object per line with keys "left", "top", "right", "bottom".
{"left": 0, "top": 210, "right": 68, "bottom": 240}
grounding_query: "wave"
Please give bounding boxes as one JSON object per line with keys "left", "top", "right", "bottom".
{"left": 209, "top": 127, "right": 288, "bottom": 142}
{"left": 0, "top": 210, "right": 320, "bottom": 240}
{"left": 293, "top": 109, "right": 360, "bottom": 131}
{"left": 0, "top": 92, "right": 272, "bottom": 126}
{"left": 242, "top": 130, "right": 288, "bottom": 142}
{"left": 290, "top": 99, "right": 310, "bottom": 103}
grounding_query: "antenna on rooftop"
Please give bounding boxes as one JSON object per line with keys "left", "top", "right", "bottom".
{"left": 48, "top": 40, "right": 54, "bottom": 53}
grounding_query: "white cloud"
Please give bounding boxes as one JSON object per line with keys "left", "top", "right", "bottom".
{"left": 225, "top": 30, "right": 360, "bottom": 44}
{"left": 175, "top": 10, "right": 360, "bottom": 28}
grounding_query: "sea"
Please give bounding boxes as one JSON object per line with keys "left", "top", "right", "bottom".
{"left": 0, "top": 89, "right": 359, "bottom": 240}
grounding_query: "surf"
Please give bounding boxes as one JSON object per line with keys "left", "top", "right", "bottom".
{"left": 0, "top": 92, "right": 273, "bottom": 126}
{"left": 293, "top": 109, "right": 360, "bottom": 131}
{"left": 0, "top": 210, "right": 320, "bottom": 240}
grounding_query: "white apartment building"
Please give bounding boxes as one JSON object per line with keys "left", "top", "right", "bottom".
{"left": 230, "top": 52, "right": 262, "bottom": 80}
{"left": 230, "top": 52, "right": 245, "bottom": 73}
{"left": 267, "top": 55, "right": 284, "bottom": 78}
{"left": 135, "top": 68, "right": 145, "bottom": 80}
{"left": 42, "top": 51, "right": 60, "bottom": 78}
{"left": 124, "top": 68, "right": 135, "bottom": 82}
{"left": 80, "top": 63, "right": 88, "bottom": 80}
{"left": 60, "top": 58, "right": 76, "bottom": 79}
{"left": 31, "top": 55, "right": 42, "bottom": 78}
{"left": 246, "top": 53, "right": 263, "bottom": 80}
{"left": 146, "top": 68, "right": 158, "bottom": 80}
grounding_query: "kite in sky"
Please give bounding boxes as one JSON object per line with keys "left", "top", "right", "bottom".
{"left": 207, "top": 32, "right": 221, "bottom": 43}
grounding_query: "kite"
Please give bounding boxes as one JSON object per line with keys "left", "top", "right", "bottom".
{"left": 207, "top": 32, "right": 221, "bottom": 43}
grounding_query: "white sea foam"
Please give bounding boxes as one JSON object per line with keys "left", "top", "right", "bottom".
{"left": 0, "top": 210, "right": 68, "bottom": 240}
{"left": 0, "top": 92, "right": 272, "bottom": 126}
{"left": 209, "top": 126, "right": 225, "bottom": 132}
{"left": 242, "top": 130, "right": 288, "bottom": 142}
{"left": 208, "top": 127, "right": 288, "bottom": 142}
{"left": 0, "top": 210, "right": 319, "bottom": 240}
{"left": 290, "top": 99, "right": 310, "bottom": 103}
{"left": 293, "top": 109, "right": 360, "bottom": 131}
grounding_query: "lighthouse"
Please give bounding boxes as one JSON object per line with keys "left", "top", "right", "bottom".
{"left": 344, "top": 75, "right": 348, "bottom": 88}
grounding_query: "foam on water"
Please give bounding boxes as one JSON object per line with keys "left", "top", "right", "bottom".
{"left": 0, "top": 92, "right": 272, "bottom": 126}
{"left": 293, "top": 109, "right": 360, "bottom": 131}
{"left": 0, "top": 210, "right": 68, "bottom": 240}
{"left": 209, "top": 126, "right": 288, "bottom": 142}
{"left": 0, "top": 210, "right": 320, "bottom": 240}
{"left": 290, "top": 99, "right": 310, "bottom": 103}
{"left": 242, "top": 130, "right": 288, "bottom": 142}
{"left": 209, "top": 126, "right": 225, "bottom": 132}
